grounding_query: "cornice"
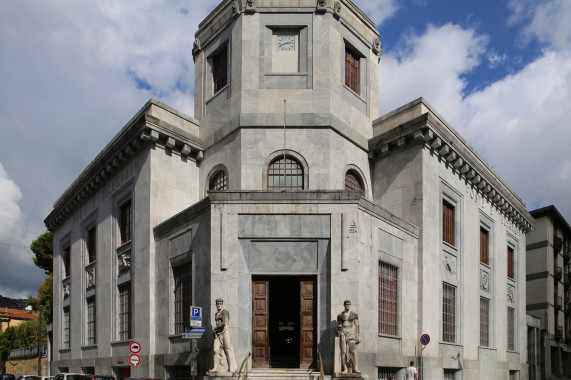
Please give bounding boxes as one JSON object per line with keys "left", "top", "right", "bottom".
{"left": 369, "top": 100, "right": 534, "bottom": 233}
{"left": 45, "top": 99, "right": 204, "bottom": 232}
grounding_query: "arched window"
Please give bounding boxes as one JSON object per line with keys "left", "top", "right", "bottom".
{"left": 209, "top": 170, "right": 227, "bottom": 190}
{"left": 345, "top": 169, "right": 363, "bottom": 191}
{"left": 267, "top": 156, "right": 304, "bottom": 190}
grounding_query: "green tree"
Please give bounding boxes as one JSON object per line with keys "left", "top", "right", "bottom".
{"left": 30, "top": 231, "right": 53, "bottom": 275}
{"left": 28, "top": 274, "right": 53, "bottom": 324}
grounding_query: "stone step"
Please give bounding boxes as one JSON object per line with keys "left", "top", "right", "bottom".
{"left": 239, "top": 368, "right": 332, "bottom": 380}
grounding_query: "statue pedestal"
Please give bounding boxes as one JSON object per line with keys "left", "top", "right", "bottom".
{"left": 332, "top": 373, "right": 364, "bottom": 379}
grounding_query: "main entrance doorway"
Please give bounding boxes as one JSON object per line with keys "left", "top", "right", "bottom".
{"left": 252, "top": 276, "right": 316, "bottom": 369}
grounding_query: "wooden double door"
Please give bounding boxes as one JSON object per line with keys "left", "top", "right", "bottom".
{"left": 252, "top": 276, "right": 316, "bottom": 369}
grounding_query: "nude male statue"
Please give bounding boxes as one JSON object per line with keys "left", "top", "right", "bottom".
{"left": 336, "top": 300, "right": 360, "bottom": 374}
{"left": 211, "top": 298, "right": 237, "bottom": 373}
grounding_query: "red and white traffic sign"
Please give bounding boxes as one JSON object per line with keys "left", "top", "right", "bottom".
{"left": 129, "top": 354, "right": 141, "bottom": 366}
{"left": 129, "top": 341, "right": 141, "bottom": 354}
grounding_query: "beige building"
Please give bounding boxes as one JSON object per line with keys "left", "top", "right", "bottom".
{"left": 45, "top": 1, "right": 534, "bottom": 379}
{"left": 526, "top": 205, "right": 571, "bottom": 379}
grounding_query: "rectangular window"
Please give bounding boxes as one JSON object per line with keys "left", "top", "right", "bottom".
{"left": 480, "top": 297, "right": 490, "bottom": 346}
{"left": 63, "top": 307, "right": 70, "bottom": 349}
{"left": 87, "top": 226, "right": 97, "bottom": 263}
{"left": 507, "top": 246, "right": 514, "bottom": 279}
{"left": 173, "top": 263, "right": 193, "bottom": 334}
{"left": 212, "top": 47, "right": 228, "bottom": 93}
{"left": 444, "top": 370, "right": 457, "bottom": 380}
{"left": 443, "top": 200, "right": 455, "bottom": 246}
{"left": 443, "top": 283, "right": 456, "bottom": 343}
{"left": 118, "top": 284, "right": 131, "bottom": 341}
{"left": 378, "top": 263, "right": 398, "bottom": 335}
{"left": 86, "top": 297, "right": 96, "bottom": 345}
{"left": 507, "top": 307, "right": 515, "bottom": 350}
{"left": 120, "top": 200, "right": 132, "bottom": 245}
{"left": 480, "top": 227, "right": 489, "bottom": 265}
{"left": 168, "top": 366, "right": 192, "bottom": 380}
{"left": 345, "top": 48, "right": 359, "bottom": 93}
{"left": 377, "top": 367, "right": 399, "bottom": 380}
{"left": 64, "top": 245, "right": 71, "bottom": 277}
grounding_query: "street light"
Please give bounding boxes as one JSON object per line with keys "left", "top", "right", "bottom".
{"left": 25, "top": 305, "right": 43, "bottom": 376}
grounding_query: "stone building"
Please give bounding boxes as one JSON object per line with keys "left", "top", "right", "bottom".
{"left": 45, "top": 1, "right": 534, "bottom": 379}
{"left": 526, "top": 205, "right": 571, "bottom": 379}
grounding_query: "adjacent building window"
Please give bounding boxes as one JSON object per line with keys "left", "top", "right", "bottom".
{"left": 64, "top": 245, "right": 71, "bottom": 278}
{"left": 345, "top": 170, "right": 364, "bottom": 191}
{"left": 480, "top": 227, "right": 489, "bottom": 265}
{"left": 443, "top": 200, "right": 455, "bottom": 246}
{"left": 86, "top": 297, "right": 96, "bottom": 345}
{"left": 507, "top": 246, "right": 514, "bottom": 279}
{"left": 480, "top": 297, "right": 490, "bottom": 346}
{"left": 87, "top": 226, "right": 97, "bottom": 264}
{"left": 63, "top": 306, "right": 70, "bottom": 349}
{"left": 118, "top": 284, "right": 131, "bottom": 341}
{"left": 345, "top": 48, "right": 360, "bottom": 93}
{"left": 378, "top": 263, "right": 398, "bottom": 335}
{"left": 212, "top": 47, "right": 228, "bottom": 94}
{"left": 173, "top": 263, "right": 193, "bottom": 334}
{"left": 442, "top": 283, "right": 456, "bottom": 343}
{"left": 507, "top": 307, "right": 515, "bottom": 350}
{"left": 120, "top": 200, "right": 132, "bottom": 245}
{"left": 209, "top": 170, "right": 228, "bottom": 191}
{"left": 267, "top": 156, "right": 304, "bottom": 190}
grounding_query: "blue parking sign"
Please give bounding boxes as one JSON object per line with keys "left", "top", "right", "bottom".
{"left": 190, "top": 306, "right": 202, "bottom": 327}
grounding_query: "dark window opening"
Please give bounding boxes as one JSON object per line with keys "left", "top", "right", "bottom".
{"left": 345, "top": 170, "right": 364, "bottom": 191}
{"left": 209, "top": 170, "right": 228, "bottom": 191}
{"left": 212, "top": 47, "right": 228, "bottom": 93}
{"left": 345, "top": 48, "right": 359, "bottom": 94}
{"left": 267, "top": 156, "right": 304, "bottom": 190}
{"left": 120, "top": 200, "right": 132, "bottom": 245}
{"left": 443, "top": 200, "right": 455, "bottom": 246}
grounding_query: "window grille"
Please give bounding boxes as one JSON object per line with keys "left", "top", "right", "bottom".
{"left": 87, "top": 297, "right": 96, "bottom": 345}
{"left": 267, "top": 157, "right": 303, "bottom": 190}
{"left": 480, "top": 297, "right": 489, "bottom": 346}
{"left": 63, "top": 307, "right": 70, "bottom": 348}
{"left": 209, "top": 170, "right": 227, "bottom": 190}
{"left": 345, "top": 49, "right": 359, "bottom": 93}
{"left": 444, "top": 369, "right": 457, "bottom": 380}
{"left": 443, "top": 200, "right": 455, "bottom": 246}
{"left": 379, "top": 263, "right": 398, "bottom": 335}
{"left": 119, "top": 284, "right": 131, "bottom": 340}
{"left": 443, "top": 283, "right": 456, "bottom": 342}
{"left": 377, "top": 367, "right": 399, "bottom": 380}
{"left": 507, "top": 307, "right": 515, "bottom": 350}
{"left": 345, "top": 170, "right": 363, "bottom": 191}
{"left": 173, "top": 263, "right": 192, "bottom": 334}
{"left": 169, "top": 366, "right": 192, "bottom": 380}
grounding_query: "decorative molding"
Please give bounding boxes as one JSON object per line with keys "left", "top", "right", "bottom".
{"left": 369, "top": 113, "right": 534, "bottom": 233}
{"left": 334, "top": 1, "right": 342, "bottom": 19}
{"left": 232, "top": 0, "right": 241, "bottom": 16}
{"left": 480, "top": 270, "right": 489, "bottom": 291}
{"left": 192, "top": 38, "right": 201, "bottom": 61}
{"left": 118, "top": 251, "right": 131, "bottom": 273}
{"left": 507, "top": 285, "right": 515, "bottom": 303}
{"left": 86, "top": 267, "right": 96, "bottom": 290}
{"left": 63, "top": 281, "right": 70, "bottom": 300}
{"left": 316, "top": 0, "right": 327, "bottom": 13}
{"left": 245, "top": 0, "right": 255, "bottom": 13}
{"left": 372, "top": 37, "right": 382, "bottom": 62}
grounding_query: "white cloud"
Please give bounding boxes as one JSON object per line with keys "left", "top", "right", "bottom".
{"left": 0, "top": 163, "right": 45, "bottom": 299}
{"left": 352, "top": 0, "right": 400, "bottom": 26}
{"left": 379, "top": 23, "right": 488, "bottom": 119}
{"left": 378, "top": 2, "right": 571, "bottom": 221}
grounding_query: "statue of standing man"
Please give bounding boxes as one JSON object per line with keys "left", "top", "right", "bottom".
{"left": 211, "top": 298, "right": 238, "bottom": 374}
{"left": 336, "top": 300, "right": 360, "bottom": 374}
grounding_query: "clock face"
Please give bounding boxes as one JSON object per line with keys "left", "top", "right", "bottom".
{"left": 277, "top": 35, "right": 295, "bottom": 51}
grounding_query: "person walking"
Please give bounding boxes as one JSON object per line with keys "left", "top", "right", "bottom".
{"left": 405, "top": 361, "right": 418, "bottom": 380}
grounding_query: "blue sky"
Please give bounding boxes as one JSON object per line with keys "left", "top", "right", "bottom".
{"left": 0, "top": 0, "right": 570, "bottom": 298}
